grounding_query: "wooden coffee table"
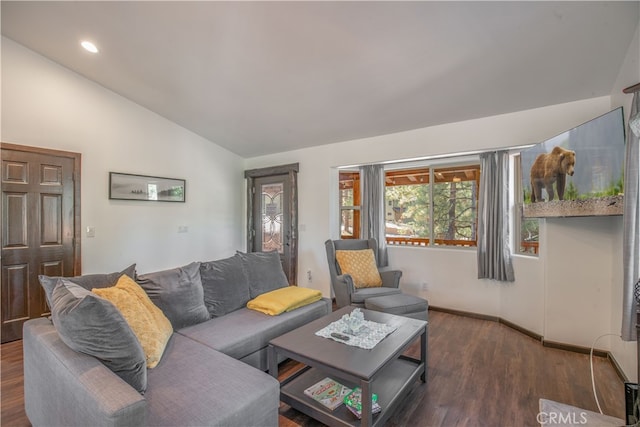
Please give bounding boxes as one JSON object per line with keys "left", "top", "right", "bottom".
{"left": 268, "top": 306, "right": 428, "bottom": 427}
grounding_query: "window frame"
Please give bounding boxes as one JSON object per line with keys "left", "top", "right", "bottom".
{"left": 339, "top": 171, "right": 361, "bottom": 239}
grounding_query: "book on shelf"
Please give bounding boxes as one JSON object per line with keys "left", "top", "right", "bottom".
{"left": 303, "top": 377, "right": 352, "bottom": 411}
{"left": 343, "top": 387, "right": 382, "bottom": 419}
{"left": 345, "top": 402, "right": 382, "bottom": 419}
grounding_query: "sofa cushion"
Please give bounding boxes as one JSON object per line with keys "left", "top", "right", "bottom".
{"left": 93, "top": 275, "right": 173, "bottom": 369}
{"left": 146, "top": 333, "right": 279, "bottom": 427}
{"left": 39, "top": 264, "right": 136, "bottom": 309}
{"left": 177, "top": 298, "right": 331, "bottom": 361}
{"left": 200, "top": 254, "right": 250, "bottom": 317}
{"left": 335, "top": 249, "right": 382, "bottom": 288}
{"left": 136, "top": 262, "right": 210, "bottom": 329}
{"left": 50, "top": 278, "right": 147, "bottom": 393}
{"left": 237, "top": 251, "right": 289, "bottom": 298}
{"left": 247, "top": 286, "right": 322, "bottom": 315}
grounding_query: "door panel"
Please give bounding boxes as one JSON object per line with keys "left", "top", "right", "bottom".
{"left": 41, "top": 194, "right": 62, "bottom": 245}
{"left": 3, "top": 264, "right": 29, "bottom": 319}
{"left": 4, "top": 193, "right": 28, "bottom": 247}
{"left": 1, "top": 145, "right": 80, "bottom": 342}
{"left": 254, "top": 176, "right": 290, "bottom": 276}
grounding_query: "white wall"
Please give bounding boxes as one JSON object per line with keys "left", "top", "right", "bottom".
{"left": 543, "top": 217, "right": 619, "bottom": 346}
{"left": 1, "top": 37, "right": 246, "bottom": 274}
{"left": 245, "top": 95, "right": 640, "bottom": 379}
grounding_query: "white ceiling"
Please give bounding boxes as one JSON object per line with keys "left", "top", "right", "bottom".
{"left": 2, "top": 1, "right": 638, "bottom": 158}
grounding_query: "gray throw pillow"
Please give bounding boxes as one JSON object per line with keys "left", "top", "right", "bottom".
{"left": 200, "top": 254, "right": 250, "bottom": 317}
{"left": 39, "top": 264, "right": 136, "bottom": 310}
{"left": 136, "top": 262, "right": 210, "bottom": 329}
{"left": 236, "top": 251, "right": 289, "bottom": 299}
{"left": 50, "top": 279, "right": 147, "bottom": 393}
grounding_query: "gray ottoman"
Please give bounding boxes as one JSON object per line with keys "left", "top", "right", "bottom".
{"left": 365, "top": 293, "right": 428, "bottom": 321}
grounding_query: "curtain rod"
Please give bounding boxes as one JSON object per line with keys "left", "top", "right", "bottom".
{"left": 623, "top": 82, "right": 640, "bottom": 94}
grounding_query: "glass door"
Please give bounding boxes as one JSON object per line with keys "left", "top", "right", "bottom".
{"left": 245, "top": 164, "right": 298, "bottom": 285}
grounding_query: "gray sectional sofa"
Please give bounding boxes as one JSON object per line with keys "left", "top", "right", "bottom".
{"left": 23, "top": 251, "right": 331, "bottom": 427}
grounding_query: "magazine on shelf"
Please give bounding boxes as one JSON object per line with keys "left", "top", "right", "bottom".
{"left": 343, "top": 387, "right": 382, "bottom": 418}
{"left": 345, "top": 402, "right": 382, "bottom": 419}
{"left": 303, "top": 377, "right": 352, "bottom": 410}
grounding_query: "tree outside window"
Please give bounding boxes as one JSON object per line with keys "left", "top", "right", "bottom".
{"left": 340, "top": 164, "right": 480, "bottom": 247}
{"left": 385, "top": 168, "right": 430, "bottom": 245}
{"left": 385, "top": 165, "right": 480, "bottom": 247}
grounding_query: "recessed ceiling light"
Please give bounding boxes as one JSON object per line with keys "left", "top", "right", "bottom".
{"left": 81, "top": 41, "right": 98, "bottom": 53}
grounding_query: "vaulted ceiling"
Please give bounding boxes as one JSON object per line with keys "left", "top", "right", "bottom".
{"left": 2, "top": 1, "right": 638, "bottom": 157}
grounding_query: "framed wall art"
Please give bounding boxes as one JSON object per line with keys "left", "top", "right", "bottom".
{"left": 109, "top": 172, "right": 186, "bottom": 202}
{"left": 520, "top": 107, "right": 624, "bottom": 218}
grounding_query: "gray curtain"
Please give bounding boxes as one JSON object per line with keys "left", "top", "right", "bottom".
{"left": 622, "top": 92, "right": 640, "bottom": 341}
{"left": 360, "top": 164, "right": 388, "bottom": 267}
{"left": 477, "top": 150, "right": 515, "bottom": 281}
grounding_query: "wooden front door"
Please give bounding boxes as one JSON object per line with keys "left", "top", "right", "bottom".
{"left": 1, "top": 143, "right": 81, "bottom": 342}
{"left": 245, "top": 164, "right": 298, "bottom": 285}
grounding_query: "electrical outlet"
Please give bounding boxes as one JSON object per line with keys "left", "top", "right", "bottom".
{"left": 307, "top": 270, "right": 312, "bottom": 283}
{"left": 86, "top": 226, "right": 95, "bottom": 238}
{"left": 421, "top": 281, "right": 428, "bottom": 291}
{"left": 178, "top": 225, "right": 189, "bottom": 233}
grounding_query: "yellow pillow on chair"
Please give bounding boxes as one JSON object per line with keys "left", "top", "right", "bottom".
{"left": 335, "top": 249, "right": 383, "bottom": 288}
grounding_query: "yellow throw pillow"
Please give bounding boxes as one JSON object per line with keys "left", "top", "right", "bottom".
{"left": 335, "top": 249, "right": 383, "bottom": 288}
{"left": 247, "top": 286, "right": 322, "bottom": 316}
{"left": 93, "top": 275, "right": 173, "bottom": 368}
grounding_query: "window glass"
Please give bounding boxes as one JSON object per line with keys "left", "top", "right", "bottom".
{"left": 339, "top": 172, "right": 360, "bottom": 239}
{"left": 385, "top": 169, "right": 430, "bottom": 246}
{"left": 431, "top": 166, "right": 479, "bottom": 246}
{"left": 513, "top": 154, "right": 539, "bottom": 256}
{"left": 520, "top": 217, "right": 540, "bottom": 254}
{"left": 339, "top": 162, "right": 480, "bottom": 248}
{"left": 384, "top": 164, "right": 480, "bottom": 247}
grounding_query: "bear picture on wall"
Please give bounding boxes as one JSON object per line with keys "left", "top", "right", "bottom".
{"left": 530, "top": 146, "right": 576, "bottom": 203}
{"left": 521, "top": 107, "right": 625, "bottom": 218}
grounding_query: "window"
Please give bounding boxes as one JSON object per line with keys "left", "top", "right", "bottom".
{"left": 432, "top": 166, "right": 480, "bottom": 246}
{"left": 339, "top": 171, "right": 360, "bottom": 239}
{"left": 385, "top": 168, "right": 430, "bottom": 245}
{"left": 513, "top": 154, "right": 539, "bottom": 255}
{"left": 519, "top": 217, "right": 540, "bottom": 255}
{"left": 339, "top": 162, "right": 481, "bottom": 248}
{"left": 385, "top": 165, "right": 480, "bottom": 247}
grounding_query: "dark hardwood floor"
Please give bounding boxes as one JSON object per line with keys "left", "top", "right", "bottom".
{"left": 2, "top": 310, "right": 625, "bottom": 427}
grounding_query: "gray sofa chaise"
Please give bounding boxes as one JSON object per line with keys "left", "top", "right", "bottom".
{"left": 23, "top": 251, "right": 331, "bottom": 427}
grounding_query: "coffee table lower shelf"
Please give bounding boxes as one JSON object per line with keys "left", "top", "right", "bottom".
{"left": 280, "top": 356, "right": 423, "bottom": 427}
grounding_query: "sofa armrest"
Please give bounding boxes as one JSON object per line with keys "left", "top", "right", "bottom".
{"left": 23, "top": 318, "right": 147, "bottom": 427}
{"left": 379, "top": 269, "right": 402, "bottom": 288}
{"left": 333, "top": 274, "right": 356, "bottom": 307}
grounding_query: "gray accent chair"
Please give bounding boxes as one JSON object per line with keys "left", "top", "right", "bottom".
{"left": 325, "top": 238, "right": 403, "bottom": 308}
